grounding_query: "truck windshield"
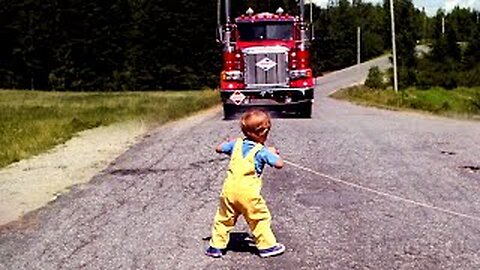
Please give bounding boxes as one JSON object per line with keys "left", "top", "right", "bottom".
{"left": 237, "top": 22, "right": 293, "bottom": 41}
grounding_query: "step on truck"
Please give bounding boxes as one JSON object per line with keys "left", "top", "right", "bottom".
{"left": 217, "top": 0, "right": 315, "bottom": 119}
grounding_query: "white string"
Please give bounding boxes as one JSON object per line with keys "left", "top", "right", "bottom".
{"left": 284, "top": 160, "right": 480, "bottom": 222}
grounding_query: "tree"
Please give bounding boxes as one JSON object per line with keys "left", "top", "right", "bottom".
{"left": 0, "top": 0, "right": 421, "bottom": 90}
{"left": 464, "top": 22, "right": 480, "bottom": 68}
{"left": 448, "top": 7, "right": 477, "bottom": 41}
{"left": 431, "top": 13, "right": 461, "bottom": 62}
{"left": 311, "top": 0, "right": 386, "bottom": 73}
{"left": 0, "top": 0, "right": 22, "bottom": 88}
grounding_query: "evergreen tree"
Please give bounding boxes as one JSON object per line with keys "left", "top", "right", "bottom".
{"left": 0, "top": 0, "right": 22, "bottom": 88}
{"left": 448, "top": 7, "right": 477, "bottom": 41}
{"left": 464, "top": 21, "right": 480, "bottom": 68}
{"left": 431, "top": 14, "right": 461, "bottom": 62}
{"left": 0, "top": 0, "right": 448, "bottom": 90}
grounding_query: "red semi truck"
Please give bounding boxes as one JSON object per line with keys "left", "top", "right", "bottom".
{"left": 217, "top": 1, "right": 314, "bottom": 118}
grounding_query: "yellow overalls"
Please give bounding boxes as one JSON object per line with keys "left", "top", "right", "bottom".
{"left": 210, "top": 138, "right": 278, "bottom": 250}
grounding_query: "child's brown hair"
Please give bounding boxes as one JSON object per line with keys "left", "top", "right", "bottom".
{"left": 240, "top": 109, "right": 271, "bottom": 144}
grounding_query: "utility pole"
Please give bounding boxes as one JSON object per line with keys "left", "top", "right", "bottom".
{"left": 389, "top": 0, "right": 398, "bottom": 93}
{"left": 422, "top": 7, "right": 427, "bottom": 40}
{"left": 357, "top": 26, "right": 361, "bottom": 65}
{"left": 442, "top": 16, "right": 445, "bottom": 35}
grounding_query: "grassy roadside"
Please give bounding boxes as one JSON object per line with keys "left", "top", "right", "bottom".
{"left": 0, "top": 90, "right": 220, "bottom": 168}
{"left": 331, "top": 86, "right": 480, "bottom": 119}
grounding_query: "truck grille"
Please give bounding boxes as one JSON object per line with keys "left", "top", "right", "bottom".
{"left": 243, "top": 46, "right": 289, "bottom": 88}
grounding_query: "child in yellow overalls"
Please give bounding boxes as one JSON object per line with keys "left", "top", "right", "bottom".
{"left": 205, "top": 109, "right": 285, "bottom": 258}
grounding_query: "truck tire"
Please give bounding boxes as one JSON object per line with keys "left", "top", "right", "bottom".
{"left": 223, "top": 104, "right": 236, "bottom": 120}
{"left": 298, "top": 101, "right": 312, "bottom": 118}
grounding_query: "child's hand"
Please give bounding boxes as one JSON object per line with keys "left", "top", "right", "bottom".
{"left": 226, "top": 136, "right": 236, "bottom": 142}
{"left": 268, "top": 146, "right": 280, "bottom": 155}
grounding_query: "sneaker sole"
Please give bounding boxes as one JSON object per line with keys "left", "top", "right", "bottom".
{"left": 205, "top": 252, "right": 222, "bottom": 258}
{"left": 259, "top": 244, "right": 285, "bottom": 258}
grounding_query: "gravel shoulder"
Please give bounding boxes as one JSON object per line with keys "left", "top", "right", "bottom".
{"left": 0, "top": 121, "right": 148, "bottom": 226}
{"left": 0, "top": 106, "right": 220, "bottom": 226}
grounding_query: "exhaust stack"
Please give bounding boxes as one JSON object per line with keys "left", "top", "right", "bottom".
{"left": 225, "top": 0, "right": 231, "bottom": 23}
{"left": 299, "top": 0, "right": 306, "bottom": 50}
{"left": 223, "top": 0, "right": 233, "bottom": 51}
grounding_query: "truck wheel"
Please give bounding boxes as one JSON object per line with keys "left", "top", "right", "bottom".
{"left": 223, "top": 104, "right": 236, "bottom": 120}
{"left": 299, "top": 102, "right": 312, "bottom": 118}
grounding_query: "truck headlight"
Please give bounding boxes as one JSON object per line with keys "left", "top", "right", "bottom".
{"left": 289, "top": 69, "right": 312, "bottom": 80}
{"left": 222, "top": 70, "right": 243, "bottom": 81}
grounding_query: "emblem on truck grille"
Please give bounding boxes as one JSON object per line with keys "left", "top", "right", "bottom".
{"left": 256, "top": 57, "right": 277, "bottom": 72}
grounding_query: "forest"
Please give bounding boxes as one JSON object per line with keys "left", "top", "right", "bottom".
{"left": 0, "top": 0, "right": 478, "bottom": 91}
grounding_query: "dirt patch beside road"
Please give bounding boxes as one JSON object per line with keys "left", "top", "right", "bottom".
{"left": 0, "top": 105, "right": 222, "bottom": 228}
{"left": 0, "top": 121, "right": 148, "bottom": 226}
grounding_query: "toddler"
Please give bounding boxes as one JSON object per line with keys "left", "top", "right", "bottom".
{"left": 205, "top": 109, "right": 285, "bottom": 258}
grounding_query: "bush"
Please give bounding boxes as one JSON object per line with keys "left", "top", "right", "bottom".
{"left": 398, "top": 66, "right": 417, "bottom": 90}
{"left": 458, "top": 64, "right": 480, "bottom": 87}
{"left": 365, "top": 66, "right": 385, "bottom": 89}
{"left": 415, "top": 58, "right": 462, "bottom": 90}
{"left": 471, "top": 90, "right": 480, "bottom": 113}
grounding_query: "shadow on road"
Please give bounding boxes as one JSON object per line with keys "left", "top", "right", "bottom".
{"left": 223, "top": 109, "right": 309, "bottom": 121}
{"left": 203, "top": 232, "right": 258, "bottom": 255}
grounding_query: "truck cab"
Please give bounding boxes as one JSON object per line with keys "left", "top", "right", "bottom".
{"left": 219, "top": 6, "right": 314, "bottom": 118}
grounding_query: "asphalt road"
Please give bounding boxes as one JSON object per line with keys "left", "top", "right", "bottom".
{"left": 1, "top": 57, "right": 480, "bottom": 269}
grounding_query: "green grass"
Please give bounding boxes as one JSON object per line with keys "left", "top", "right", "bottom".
{"left": 331, "top": 86, "right": 480, "bottom": 119}
{"left": 0, "top": 90, "right": 220, "bottom": 168}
